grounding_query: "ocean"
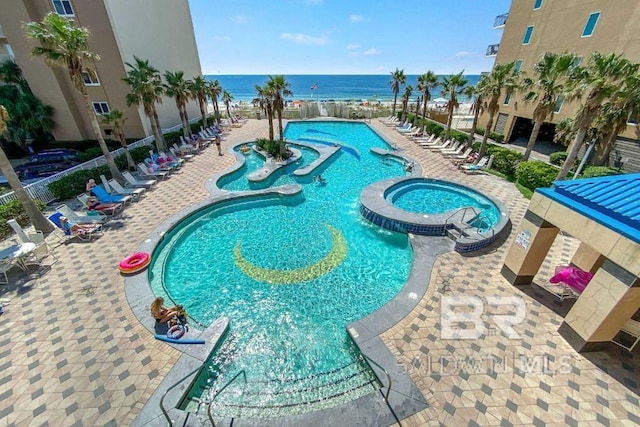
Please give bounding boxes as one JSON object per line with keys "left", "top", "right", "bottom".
{"left": 205, "top": 74, "right": 481, "bottom": 103}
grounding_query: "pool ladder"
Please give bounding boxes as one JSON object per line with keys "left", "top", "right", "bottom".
{"left": 445, "top": 206, "right": 494, "bottom": 239}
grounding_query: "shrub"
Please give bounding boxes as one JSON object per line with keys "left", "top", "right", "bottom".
{"left": 0, "top": 199, "right": 47, "bottom": 240}
{"left": 79, "top": 147, "right": 104, "bottom": 162}
{"left": 450, "top": 130, "right": 468, "bottom": 143}
{"left": 581, "top": 166, "right": 621, "bottom": 178}
{"left": 516, "top": 160, "right": 559, "bottom": 190}
{"left": 475, "top": 127, "right": 504, "bottom": 143}
{"left": 484, "top": 145, "right": 522, "bottom": 176}
{"left": 549, "top": 151, "right": 567, "bottom": 166}
{"left": 255, "top": 138, "right": 280, "bottom": 157}
{"left": 424, "top": 121, "right": 444, "bottom": 137}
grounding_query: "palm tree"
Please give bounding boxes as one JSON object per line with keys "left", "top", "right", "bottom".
{"left": 591, "top": 72, "right": 640, "bottom": 166}
{"left": 24, "top": 12, "right": 124, "bottom": 182}
{"left": 388, "top": 68, "right": 406, "bottom": 116}
{"left": 477, "top": 62, "right": 519, "bottom": 159}
{"left": 206, "top": 79, "right": 222, "bottom": 124}
{"left": 122, "top": 56, "right": 166, "bottom": 153}
{"left": 400, "top": 85, "right": 413, "bottom": 122}
{"left": 101, "top": 110, "right": 135, "bottom": 170}
{"left": 252, "top": 84, "right": 267, "bottom": 119}
{"left": 222, "top": 90, "right": 233, "bottom": 119}
{"left": 441, "top": 71, "right": 469, "bottom": 142}
{"left": 164, "top": 71, "right": 192, "bottom": 137}
{"left": 557, "top": 52, "right": 636, "bottom": 180}
{"left": 256, "top": 84, "right": 275, "bottom": 140}
{"left": 462, "top": 84, "right": 483, "bottom": 147}
{"left": 267, "top": 75, "right": 293, "bottom": 143}
{"left": 0, "top": 105, "right": 53, "bottom": 233}
{"left": 188, "top": 76, "right": 208, "bottom": 130}
{"left": 520, "top": 52, "right": 577, "bottom": 161}
{"left": 417, "top": 71, "right": 438, "bottom": 131}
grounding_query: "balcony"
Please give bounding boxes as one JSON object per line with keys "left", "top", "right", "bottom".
{"left": 486, "top": 44, "right": 500, "bottom": 57}
{"left": 493, "top": 13, "right": 508, "bottom": 29}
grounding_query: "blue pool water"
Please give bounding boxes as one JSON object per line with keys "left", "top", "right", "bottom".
{"left": 389, "top": 181, "right": 501, "bottom": 227}
{"left": 150, "top": 122, "right": 412, "bottom": 416}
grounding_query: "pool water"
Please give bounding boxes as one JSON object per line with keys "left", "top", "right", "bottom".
{"left": 389, "top": 181, "right": 500, "bottom": 228}
{"left": 150, "top": 122, "right": 412, "bottom": 417}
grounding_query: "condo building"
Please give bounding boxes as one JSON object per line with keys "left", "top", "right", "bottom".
{"left": 0, "top": 0, "right": 202, "bottom": 141}
{"left": 486, "top": 0, "right": 640, "bottom": 172}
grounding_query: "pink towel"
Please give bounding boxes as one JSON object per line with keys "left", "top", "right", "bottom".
{"left": 549, "top": 266, "right": 594, "bottom": 293}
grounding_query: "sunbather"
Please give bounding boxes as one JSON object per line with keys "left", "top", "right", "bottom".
{"left": 59, "top": 216, "right": 101, "bottom": 233}
{"left": 150, "top": 297, "right": 182, "bottom": 323}
{"left": 86, "top": 196, "right": 119, "bottom": 212}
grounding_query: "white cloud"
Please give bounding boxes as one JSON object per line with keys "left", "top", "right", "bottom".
{"left": 454, "top": 51, "right": 474, "bottom": 57}
{"left": 230, "top": 15, "right": 248, "bottom": 24}
{"left": 363, "top": 48, "right": 381, "bottom": 56}
{"left": 280, "top": 32, "right": 329, "bottom": 45}
{"left": 346, "top": 43, "right": 360, "bottom": 50}
{"left": 349, "top": 14, "right": 364, "bottom": 22}
{"left": 213, "top": 36, "right": 231, "bottom": 42}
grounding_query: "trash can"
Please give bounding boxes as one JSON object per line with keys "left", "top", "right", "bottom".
{"left": 256, "top": 111, "right": 261, "bottom": 120}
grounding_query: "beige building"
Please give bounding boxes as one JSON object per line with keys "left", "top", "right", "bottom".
{"left": 486, "top": 0, "right": 640, "bottom": 171}
{"left": 0, "top": 0, "right": 202, "bottom": 141}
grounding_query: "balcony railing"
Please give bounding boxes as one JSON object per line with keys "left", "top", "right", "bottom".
{"left": 493, "top": 13, "right": 508, "bottom": 29}
{"left": 486, "top": 44, "right": 499, "bottom": 57}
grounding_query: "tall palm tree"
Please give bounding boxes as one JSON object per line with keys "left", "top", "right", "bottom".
{"left": 164, "top": 71, "right": 192, "bottom": 137}
{"left": 206, "top": 79, "right": 222, "bottom": 124}
{"left": 188, "top": 76, "right": 208, "bottom": 130}
{"left": 400, "top": 85, "right": 413, "bottom": 122}
{"left": 441, "top": 71, "right": 468, "bottom": 142}
{"left": 24, "top": 12, "right": 124, "bottom": 182}
{"left": 417, "top": 71, "right": 438, "bottom": 131}
{"left": 0, "top": 105, "right": 53, "bottom": 233}
{"left": 101, "top": 110, "right": 135, "bottom": 170}
{"left": 591, "top": 72, "right": 640, "bottom": 166}
{"left": 123, "top": 56, "right": 166, "bottom": 153}
{"left": 222, "top": 90, "right": 234, "bottom": 119}
{"left": 388, "top": 68, "right": 406, "bottom": 116}
{"left": 520, "top": 52, "right": 577, "bottom": 161}
{"left": 267, "top": 75, "right": 293, "bottom": 143}
{"left": 557, "top": 52, "right": 636, "bottom": 180}
{"left": 256, "top": 84, "right": 275, "bottom": 140}
{"left": 477, "top": 61, "right": 519, "bottom": 159}
{"left": 462, "top": 84, "right": 483, "bottom": 147}
{"left": 252, "top": 85, "right": 267, "bottom": 119}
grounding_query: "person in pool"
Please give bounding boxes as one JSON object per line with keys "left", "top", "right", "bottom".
{"left": 150, "top": 297, "right": 182, "bottom": 323}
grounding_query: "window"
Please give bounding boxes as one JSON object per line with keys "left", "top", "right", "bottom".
{"left": 81, "top": 70, "right": 100, "bottom": 86}
{"left": 533, "top": 0, "right": 543, "bottom": 10}
{"left": 514, "top": 59, "right": 523, "bottom": 73}
{"left": 582, "top": 12, "right": 600, "bottom": 37}
{"left": 503, "top": 93, "right": 512, "bottom": 105}
{"left": 553, "top": 96, "right": 564, "bottom": 113}
{"left": 523, "top": 26, "right": 534, "bottom": 45}
{"left": 52, "top": 0, "right": 74, "bottom": 16}
{"left": 93, "top": 102, "right": 110, "bottom": 115}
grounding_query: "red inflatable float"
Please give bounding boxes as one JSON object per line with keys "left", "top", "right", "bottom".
{"left": 119, "top": 252, "right": 151, "bottom": 274}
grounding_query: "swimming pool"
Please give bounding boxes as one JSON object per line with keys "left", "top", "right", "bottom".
{"left": 150, "top": 121, "right": 412, "bottom": 417}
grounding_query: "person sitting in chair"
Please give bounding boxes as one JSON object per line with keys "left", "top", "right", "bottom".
{"left": 86, "top": 196, "right": 120, "bottom": 213}
{"left": 59, "top": 216, "right": 102, "bottom": 233}
{"left": 150, "top": 297, "right": 182, "bottom": 323}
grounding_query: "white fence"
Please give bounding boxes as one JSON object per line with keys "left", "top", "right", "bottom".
{"left": 0, "top": 121, "right": 190, "bottom": 206}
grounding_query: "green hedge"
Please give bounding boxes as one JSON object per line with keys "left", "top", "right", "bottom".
{"left": 581, "top": 166, "right": 621, "bottom": 178}
{"left": 472, "top": 143, "right": 522, "bottom": 176}
{"left": 516, "top": 160, "right": 559, "bottom": 190}
{"left": 476, "top": 127, "right": 504, "bottom": 144}
{"left": 79, "top": 147, "right": 104, "bottom": 162}
{"left": 47, "top": 146, "right": 151, "bottom": 200}
{"left": 549, "top": 151, "right": 567, "bottom": 166}
{"left": 0, "top": 199, "right": 47, "bottom": 240}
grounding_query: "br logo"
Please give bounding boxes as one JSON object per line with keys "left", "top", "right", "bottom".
{"left": 440, "top": 296, "right": 526, "bottom": 340}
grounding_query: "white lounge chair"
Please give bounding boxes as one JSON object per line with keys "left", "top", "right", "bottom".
{"left": 123, "top": 171, "right": 156, "bottom": 189}
{"left": 108, "top": 179, "right": 145, "bottom": 200}
{"left": 138, "top": 163, "right": 169, "bottom": 180}
{"left": 461, "top": 155, "right": 493, "bottom": 174}
{"left": 171, "top": 146, "right": 194, "bottom": 162}
{"left": 56, "top": 203, "right": 108, "bottom": 224}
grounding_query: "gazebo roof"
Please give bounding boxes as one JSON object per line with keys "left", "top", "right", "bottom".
{"left": 537, "top": 173, "right": 640, "bottom": 244}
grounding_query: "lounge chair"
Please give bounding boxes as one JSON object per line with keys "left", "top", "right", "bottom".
{"left": 426, "top": 139, "right": 452, "bottom": 150}
{"left": 6, "top": 219, "right": 54, "bottom": 265}
{"left": 441, "top": 143, "right": 464, "bottom": 156}
{"left": 56, "top": 203, "right": 108, "bottom": 224}
{"left": 159, "top": 151, "right": 185, "bottom": 168}
{"left": 180, "top": 136, "right": 200, "bottom": 154}
{"left": 77, "top": 192, "right": 123, "bottom": 216}
{"left": 460, "top": 155, "right": 492, "bottom": 174}
{"left": 450, "top": 148, "right": 474, "bottom": 160}
{"left": 48, "top": 212, "right": 103, "bottom": 242}
{"left": 92, "top": 184, "right": 132, "bottom": 205}
{"left": 108, "top": 179, "right": 145, "bottom": 200}
{"left": 170, "top": 146, "right": 194, "bottom": 162}
{"left": 138, "top": 163, "right": 169, "bottom": 180}
{"left": 123, "top": 171, "right": 156, "bottom": 189}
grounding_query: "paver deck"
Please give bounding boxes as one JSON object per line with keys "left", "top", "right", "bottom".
{"left": 0, "top": 118, "right": 637, "bottom": 426}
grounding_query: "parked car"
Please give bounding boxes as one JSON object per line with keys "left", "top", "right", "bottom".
{"left": 13, "top": 149, "right": 82, "bottom": 182}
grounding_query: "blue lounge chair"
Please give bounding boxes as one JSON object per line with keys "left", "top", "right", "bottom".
{"left": 48, "top": 212, "right": 102, "bottom": 242}
{"left": 92, "top": 185, "right": 132, "bottom": 205}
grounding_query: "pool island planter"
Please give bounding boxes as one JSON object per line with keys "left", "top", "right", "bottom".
{"left": 360, "top": 176, "right": 510, "bottom": 252}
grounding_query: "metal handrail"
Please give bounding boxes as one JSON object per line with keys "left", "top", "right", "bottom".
{"left": 207, "top": 370, "right": 248, "bottom": 426}
{"left": 444, "top": 206, "right": 479, "bottom": 226}
{"left": 159, "top": 363, "right": 206, "bottom": 426}
{"left": 474, "top": 215, "right": 495, "bottom": 237}
{"left": 359, "top": 353, "right": 392, "bottom": 404}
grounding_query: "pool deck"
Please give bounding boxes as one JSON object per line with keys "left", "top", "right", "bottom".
{"left": 0, "top": 118, "right": 638, "bottom": 426}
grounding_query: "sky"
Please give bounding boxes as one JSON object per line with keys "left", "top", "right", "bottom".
{"left": 189, "top": 0, "right": 512, "bottom": 75}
